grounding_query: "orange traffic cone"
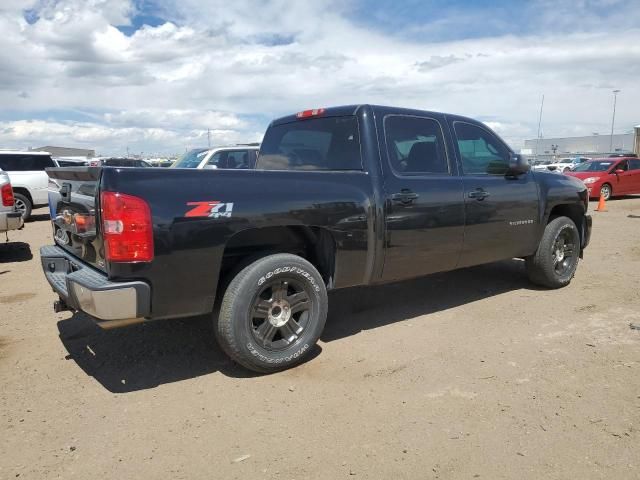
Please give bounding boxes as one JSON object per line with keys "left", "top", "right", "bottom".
{"left": 595, "top": 192, "right": 607, "bottom": 212}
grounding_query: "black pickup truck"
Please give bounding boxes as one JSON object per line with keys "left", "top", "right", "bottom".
{"left": 41, "top": 105, "right": 592, "bottom": 372}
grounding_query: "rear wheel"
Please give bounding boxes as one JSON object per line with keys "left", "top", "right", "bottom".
{"left": 600, "top": 183, "right": 612, "bottom": 200}
{"left": 214, "top": 253, "right": 328, "bottom": 373}
{"left": 13, "top": 193, "right": 32, "bottom": 220}
{"left": 526, "top": 216, "right": 580, "bottom": 289}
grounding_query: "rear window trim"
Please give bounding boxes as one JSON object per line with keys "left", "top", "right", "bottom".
{"left": 257, "top": 115, "right": 365, "bottom": 172}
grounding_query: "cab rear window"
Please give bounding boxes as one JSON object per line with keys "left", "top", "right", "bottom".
{"left": 258, "top": 116, "right": 362, "bottom": 171}
{"left": 0, "top": 154, "right": 55, "bottom": 171}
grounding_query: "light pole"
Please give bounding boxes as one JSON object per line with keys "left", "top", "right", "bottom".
{"left": 609, "top": 89, "right": 620, "bottom": 153}
{"left": 535, "top": 94, "right": 544, "bottom": 161}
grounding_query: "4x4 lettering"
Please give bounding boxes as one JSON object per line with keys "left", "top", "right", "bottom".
{"left": 210, "top": 202, "right": 234, "bottom": 219}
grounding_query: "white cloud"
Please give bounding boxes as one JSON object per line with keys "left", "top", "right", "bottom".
{"left": 0, "top": 119, "right": 261, "bottom": 156}
{"left": 103, "top": 109, "right": 245, "bottom": 130}
{"left": 0, "top": 0, "right": 638, "bottom": 154}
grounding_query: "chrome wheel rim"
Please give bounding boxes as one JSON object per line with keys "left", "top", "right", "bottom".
{"left": 249, "top": 278, "right": 311, "bottom": 351}
{"left": 552, "top": 228, "right": 576, "bottom": 276}
{"left": 601, "top": 185, "right": 611, "bottom": 200}
{"left": 14, "top": 198, "right": 27, "bottom": 218}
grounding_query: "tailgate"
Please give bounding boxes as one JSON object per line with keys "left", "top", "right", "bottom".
{"left": 46, "top": 167, "right": 106, "bottom": 272}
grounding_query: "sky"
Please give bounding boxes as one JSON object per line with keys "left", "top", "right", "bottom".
{"left": 0, "top": 0, "right": 639, "bottom": 156}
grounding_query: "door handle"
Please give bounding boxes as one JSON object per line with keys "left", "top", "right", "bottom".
{"left": 468, "top": 188, "right": 490, "bottom": 200}
{"left": 391, "top": 190, "right": 419, "bottom": 204}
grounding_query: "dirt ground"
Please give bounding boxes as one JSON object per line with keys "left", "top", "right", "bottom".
{"left": 1, "top": 200, "right": 639, "bottom": 480}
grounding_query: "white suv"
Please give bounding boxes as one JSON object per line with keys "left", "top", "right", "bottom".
{"left": 0, "top": 169, "right": 24, "bottom": 234}
{"left": 171, "top": 145, "right": 259, "bottom": 169}
{"left": 0, "top": 151, "right": 56, "bottom": 220}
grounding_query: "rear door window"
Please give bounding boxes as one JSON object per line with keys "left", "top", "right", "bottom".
{"left": 0, "top": 154, "right": 54, "bottom": 171}
{"left": 226, "top": 150, "right": 250, "bottom": 169}
{"left": 384, "top": 115, "right": 449, "bottom": 175}
{"left": 259, "top": 116, "right": 362, "bottom": 171}
{"left": 207, "top": 150, "right": 252, "bottom": 169}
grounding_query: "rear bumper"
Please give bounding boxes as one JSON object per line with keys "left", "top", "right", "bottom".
{"left": 0, "top": 211, "right": 23, "bottom": 232}
{"left": 40, "top": 245, "right": 150, "bottom": 328}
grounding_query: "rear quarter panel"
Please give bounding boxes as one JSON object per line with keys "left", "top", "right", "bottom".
{"left": 8, "top": 171, "right": 49, "bottom": 205}
{"left": 101, "top": 168, "right": 374, "bottom": 319}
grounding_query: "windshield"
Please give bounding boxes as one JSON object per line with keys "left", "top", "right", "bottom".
{"left": 172, "top": 148, "right": 209, "bottom": 168}
{"left": 572, "top": 161, "right": 615, "bottom": 172}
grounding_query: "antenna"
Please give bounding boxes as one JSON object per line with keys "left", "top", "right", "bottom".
{"left": 207, "top": 129, "right": 211, "bottom": 148}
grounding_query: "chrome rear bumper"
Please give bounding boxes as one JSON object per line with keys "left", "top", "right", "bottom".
{"left": 40, "top": 245, "right": 151, "bottom": 328}
{"left": 0, "top": 211, "right": 23, "bottom": 232}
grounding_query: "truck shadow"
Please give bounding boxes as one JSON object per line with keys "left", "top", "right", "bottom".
{"left": 56, "top": 313, "right": 291, "bottom": 393}
{"left": 322, "top": 260, "right": 537, "bottom": 342}
{"left": 0, "top": 242, "right": 33, "bottom": 263}
{"left": 57, "top": 259, "right": 537, "bottom": 393}
{"left": 26, "top": 213, "right": 50, "bottom": 222}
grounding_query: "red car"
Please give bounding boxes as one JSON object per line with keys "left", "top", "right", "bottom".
{"left": 565, "top": 156, "right": 640, "bottom": 200}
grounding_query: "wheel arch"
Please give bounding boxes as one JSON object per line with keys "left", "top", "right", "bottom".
{"left": 11, "top": 187, "right": 33, "bottom": 203}
{"left": 217, "top": 225, "right": 338, "bottom": 300}
{"left": 547, "top": 203, "right": 587, "bottom": 257}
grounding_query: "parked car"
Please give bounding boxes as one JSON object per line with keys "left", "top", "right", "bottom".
{"left": 0, "top": 150, "right": 56, "bottom": 220}
{"left": 555, "top": 157, "right": 591, "bottom": 172}
{"left": 566, "top": 156, "right": 640, "bottom": 200}
{"left": 41, "top": 104, "right": 591, "bottom": 373}
{"left": 531, "top": 160, "right": 557, "bottom": 173}
{"left": 89, "top": 158, "right": 152, "bottom": 168}
{"left": 533, "top": 157, "right": 590, "bottom": 173}
{"left": 171, "top": 145, "right": 259, "bottom": 169}
{"left": 0, "top": 168, "right": 24, "bottom": 234}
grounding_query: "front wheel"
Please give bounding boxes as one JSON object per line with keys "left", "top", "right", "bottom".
{"left": 526, "top": 216, "right": 581, "bottom": 289}
{"left": 600, "top": 183, "right": 612, "bottom": 201}
{"left": 215, "top": 253, "right": 328, "bottom": 373}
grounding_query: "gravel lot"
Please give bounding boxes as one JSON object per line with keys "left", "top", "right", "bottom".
{"left": 1, "top": 200, "right": 639, "bottom": 480}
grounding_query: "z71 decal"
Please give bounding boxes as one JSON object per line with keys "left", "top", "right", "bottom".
{"left": 185, "top": 201, "right": 234, "bottom": 219}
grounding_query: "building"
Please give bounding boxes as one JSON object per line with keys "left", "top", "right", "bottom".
{"left": 522, "top": 132, "right": 636, "bottom": 161}
{"left": 31, "top": 146, "right": 95, "bottom": 158}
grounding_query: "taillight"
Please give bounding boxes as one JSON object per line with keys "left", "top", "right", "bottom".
{"left": 296, "top": 108, "right": 325, "bottom": 119}
{"left": 100, "top": 191, "right": 153, "bottom": 262}
{"left": 1, "top": 184, "right": 14, "bottom": 207}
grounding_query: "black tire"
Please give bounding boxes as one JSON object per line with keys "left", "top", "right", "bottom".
{"left": 215, "top": 253, "right": 328, "bottom": 373}
{"left": 13, "top": 193, "right": 32, "bottom": 220}
{"left": 526, "top": 216, "right": 581, "bottom": 289}
{"left": 600, "top": 183, "right": 612, "bottom": 201}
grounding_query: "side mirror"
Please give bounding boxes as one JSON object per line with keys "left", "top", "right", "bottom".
{"left": 508, "top": 153, "right": 530, "bottom": 175}
{"left": 614, "top": 169, "right": 625, "bottom": 175}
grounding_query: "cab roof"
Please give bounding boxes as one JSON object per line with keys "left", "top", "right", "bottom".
{"left": 270, "top": 104, "right": 481, "bottom": 126}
